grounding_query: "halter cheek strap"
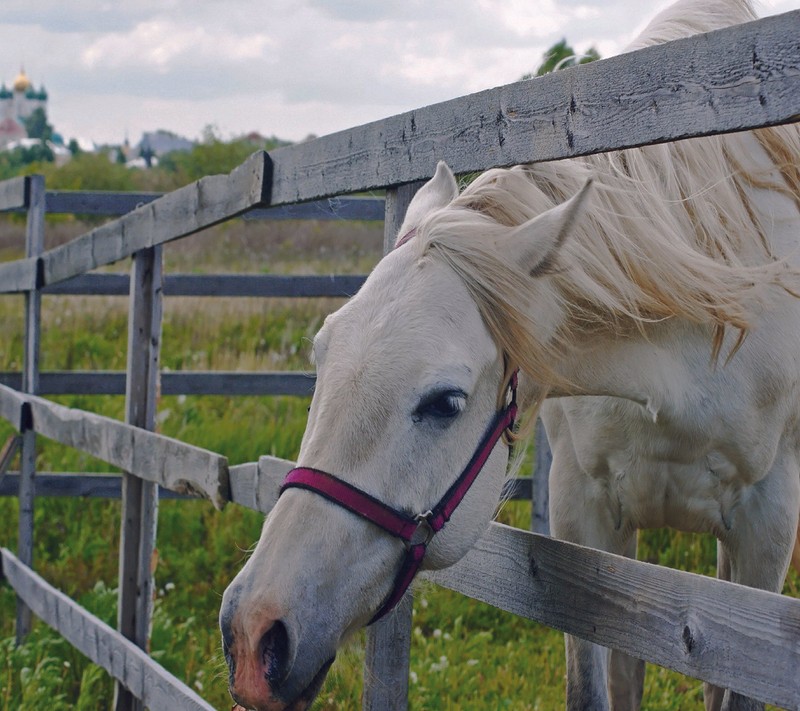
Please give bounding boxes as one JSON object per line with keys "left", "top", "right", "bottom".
{"left": 280, "top": 370, "right": 518, "bottom": 624}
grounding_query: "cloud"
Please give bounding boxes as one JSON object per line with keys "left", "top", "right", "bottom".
{"left": 0, "top": 1, "right": 173, "bottom": 33}
{"left": 2, "top": 0, "right": 797, "bottom": 146}
{"left": 81, "top": 19, "right": 274, "bottom": 73}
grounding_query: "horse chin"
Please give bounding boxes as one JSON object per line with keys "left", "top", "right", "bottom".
{"left": 231, "top": 657, "right": 334, "bottom": 711}
{"left": 287, "top": 657, "right": 334, "bottom": 710}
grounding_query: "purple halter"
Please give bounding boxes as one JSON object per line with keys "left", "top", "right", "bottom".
{"left": 280, "top": 371, "right": 518, "bottom": 624}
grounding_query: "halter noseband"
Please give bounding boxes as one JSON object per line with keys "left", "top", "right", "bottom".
{"left": 280, "top": 370, "right": 518, "bottom": 624}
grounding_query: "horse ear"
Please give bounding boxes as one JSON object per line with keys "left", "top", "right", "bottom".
{"left": 396, "top": 161, "right": 459, "bottom": 245}
{"left": 510, "top": 178, "right": 593, "bottom": 276}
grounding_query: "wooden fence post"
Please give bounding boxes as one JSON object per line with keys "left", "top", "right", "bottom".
{"left": 16, "top": 174, "right": 44, "bottom": 643}
{"left": 361, "top": 180, "right": 424, "bottom": 711}
{"left": 531, "top": 419, "right": 551, "bottom": 536}
{"left": 115, "top": 246, "right": 163, "bottom": 711}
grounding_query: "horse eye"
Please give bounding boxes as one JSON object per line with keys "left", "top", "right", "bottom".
{"left": 415, "top": 390, "right": 466, "bottom": 421}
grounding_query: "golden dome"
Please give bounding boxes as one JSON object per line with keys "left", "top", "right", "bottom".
{"left": 13, "top": 69, "right": 31, "bottom": 93}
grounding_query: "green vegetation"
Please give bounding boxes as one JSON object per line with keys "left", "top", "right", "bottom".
{"left": 0, "top": 118, "right": 289, "bottom": 192}
{"left": 0, "top": 206, "right": 798, "bottom": 711}
{"left": 521, "top": 38, "right": 601, "bottom": 81}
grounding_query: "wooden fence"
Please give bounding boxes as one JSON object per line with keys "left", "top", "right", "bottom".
{"left": 1, "top": 8, "right": 800, "bottom": 710}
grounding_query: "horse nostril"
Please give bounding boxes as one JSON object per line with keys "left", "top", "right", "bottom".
{"left": 260, "top": 620, "right": 290, "bottom": 686}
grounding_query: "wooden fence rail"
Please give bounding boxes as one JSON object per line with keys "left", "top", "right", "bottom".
{"left": 6, "top": 191, "right": 384, "bottom": 221}
{"left": 0, "top": 370, "right": 316, "bottom": 397}
{"left": 1, "top": 8, "right": 799, "bottom": 710}
{"left": 0, "top": 548, "right": 215, "bottom": 711}
{"left": 0, "top": 384, "right": 229, "bottom": 508}
{"left": 266, "top": 10, "right": 800, "bottom": 204}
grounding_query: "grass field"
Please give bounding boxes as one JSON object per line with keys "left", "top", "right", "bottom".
{"left": 0, "top": 215, "right": 797, "bottom": 710}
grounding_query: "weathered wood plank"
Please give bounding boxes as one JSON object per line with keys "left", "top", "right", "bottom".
{"left": 162, "top": 274, "right": 365, "bottom": 298}
{"left": 0, "top": 258, "right": 39, "bottom": 294}
{"left": 0, "top": 176, "right": 27, "bottom": 212}
{"left": 363, "top": 592, "right": 414, "bottom": 711}
{"left": 40, "top": 152, "right": 271, "bottom": 286}
{"left": 228, "top": 456, "right": 293, "bottom": 512}
{"left": 229, "top": 456, "right": 292, "bottom": 512}
{"left": 243, "top": 196, "right": 384, "bottom": 222}
{"left": 227, "top": 462, "right": 260, "bottom": 510}
{"left": 116, "top": 246, "right": 163, "bottom": 711}
{"left": 0, "top": 384, "right": 230, "bottom": 507}
{"left": 38, "top": 191, "right": 382, "bottom": 220}
{"left": 0, "top": 548, "right": 215, "bottom": 711}
{"left": 45, "top": 191, "right": 160, "bottom": 216}
{"left": 0, "top": 370, "right": 317, "bottom": 396}
{"left": 531, "top": 419, "right": 551, "bottom": 535}
{"left": 40, "top": 273, "right": 366, "bottom": 297}
{"left": 428, "top": 523, "right": 800, "bottom": 709}
{"left": 16, "top": 173, "right": 44, "bottom": 643}
{"left": 267, "top": 12, "right": 800, "bottom": 204}
{"left": 0, "top": 383, "right": 23, "bottom": 426}
{"left": 0, "top": 473, "right": 194, "bottom": 500}
{"left": 41, "top": 273, "right": 130, "bottom": 296}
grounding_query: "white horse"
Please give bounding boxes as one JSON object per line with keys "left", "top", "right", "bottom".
{"left": 220, "top": 0, "right": 800, "bottom": 709}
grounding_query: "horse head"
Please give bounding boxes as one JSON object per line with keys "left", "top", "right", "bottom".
{"left": 219, "top": 162, "right": 591, "bottom": 710}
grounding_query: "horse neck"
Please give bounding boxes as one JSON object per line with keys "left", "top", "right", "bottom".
{"left": 540, "top": 320, "right": 701, "bottom": 417}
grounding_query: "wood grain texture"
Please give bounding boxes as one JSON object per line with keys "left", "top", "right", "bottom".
{"left": 36, "top": 273, "right": 367, "bottom": 298}
{"left": 0, "top": 548, "right": 215, "bottom": 711}
{"left": 0, "top": 370, "right": 316, "bottom": 396}
{"left": 0, "top": 175, "right": 27, "bottom": 211}
{"left": 267, "top": 12, "right": 800, "bottom": 205}
{"left": 428, "top": 523, "right": 800, "bottom": 709}
{"left": 363, "top": 593, "right": 414, "bottom": 711}
{"left": 38, "top": 191, "right": 381, "bottom": 221}
{"left": 116, "top": 246, "right": 163, "bottom": 711}
{"left": 243, "top": 195, "right": 384, "bottom": 222}
{"left": 228, "top": 456, "right": 293, "bottom": 512}
{"left": 39, "top": 151, "right": 271, "bottom": 286}
{"left": 16, "top": 173, "right": 45, "bottom": 642}
{"left": 531, "top": 419, "right": 551, "bottom": 535}
{"left": 0, "top": 384, "right": 230, "bottom": 508}
{"left": 0, "top": 258, "right": 39, "bottom": 294}
{"left": 45, "top": 191, "right": 160, "bottom": 216}
{"left": 0, "top": 473, "right": 193, "bottom": 500}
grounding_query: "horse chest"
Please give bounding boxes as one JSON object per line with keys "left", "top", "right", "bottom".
{"left": 543, "top": 393, "right": 794, "bottom": 535}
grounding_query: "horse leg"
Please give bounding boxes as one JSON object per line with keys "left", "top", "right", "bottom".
{"left": 703, "top": 457, "right": 800, "bottom": 711}
{"left": 549, "top": 456, "right": 639, "bottom": 711}
{"left": 608, "top": 536, "right": 645, "bottom": 711}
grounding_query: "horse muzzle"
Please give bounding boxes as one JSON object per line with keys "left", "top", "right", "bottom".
{"left": 220, "top": 584, "right": 336, "bottom": 711}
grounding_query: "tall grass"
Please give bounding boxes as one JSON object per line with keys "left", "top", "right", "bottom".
{"left": 0, "top": 215, "right": 797, "bottom": 709}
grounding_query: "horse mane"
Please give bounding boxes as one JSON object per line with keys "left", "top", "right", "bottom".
{"left": 414, "top": 0, "right": 800, "bottom": 395}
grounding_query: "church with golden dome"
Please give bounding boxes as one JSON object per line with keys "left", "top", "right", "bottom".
{"left": 0, "top": 68, "right": 49, "bottom": 147}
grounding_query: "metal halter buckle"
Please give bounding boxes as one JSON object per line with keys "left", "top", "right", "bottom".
{"left": 407, "top": 511, "right": 436, "bottom": 548}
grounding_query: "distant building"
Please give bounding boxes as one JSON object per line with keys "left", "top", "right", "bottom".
{"left": 0, "top": 68, "right": 48, "bottom": 147}
{"left": 139, "top": 130, "right": 193, "bottom": 157}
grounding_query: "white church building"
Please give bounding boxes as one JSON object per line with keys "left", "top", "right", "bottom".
{"left": 0, "top": 68, "right": 48, "bottom": 147}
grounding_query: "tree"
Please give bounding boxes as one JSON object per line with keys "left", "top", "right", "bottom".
{"left": 22, "top": 107, "right": 53, "bottom": 142}
{"left": 40, "top": 152, "right": 137, "bottom": 192}
{"left": 522, "top": 38, "right": 600, "bottom": 79}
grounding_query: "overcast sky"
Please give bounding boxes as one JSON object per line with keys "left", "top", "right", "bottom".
{"left": 1, "top": 0, "right": 797, "bottom": 147}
